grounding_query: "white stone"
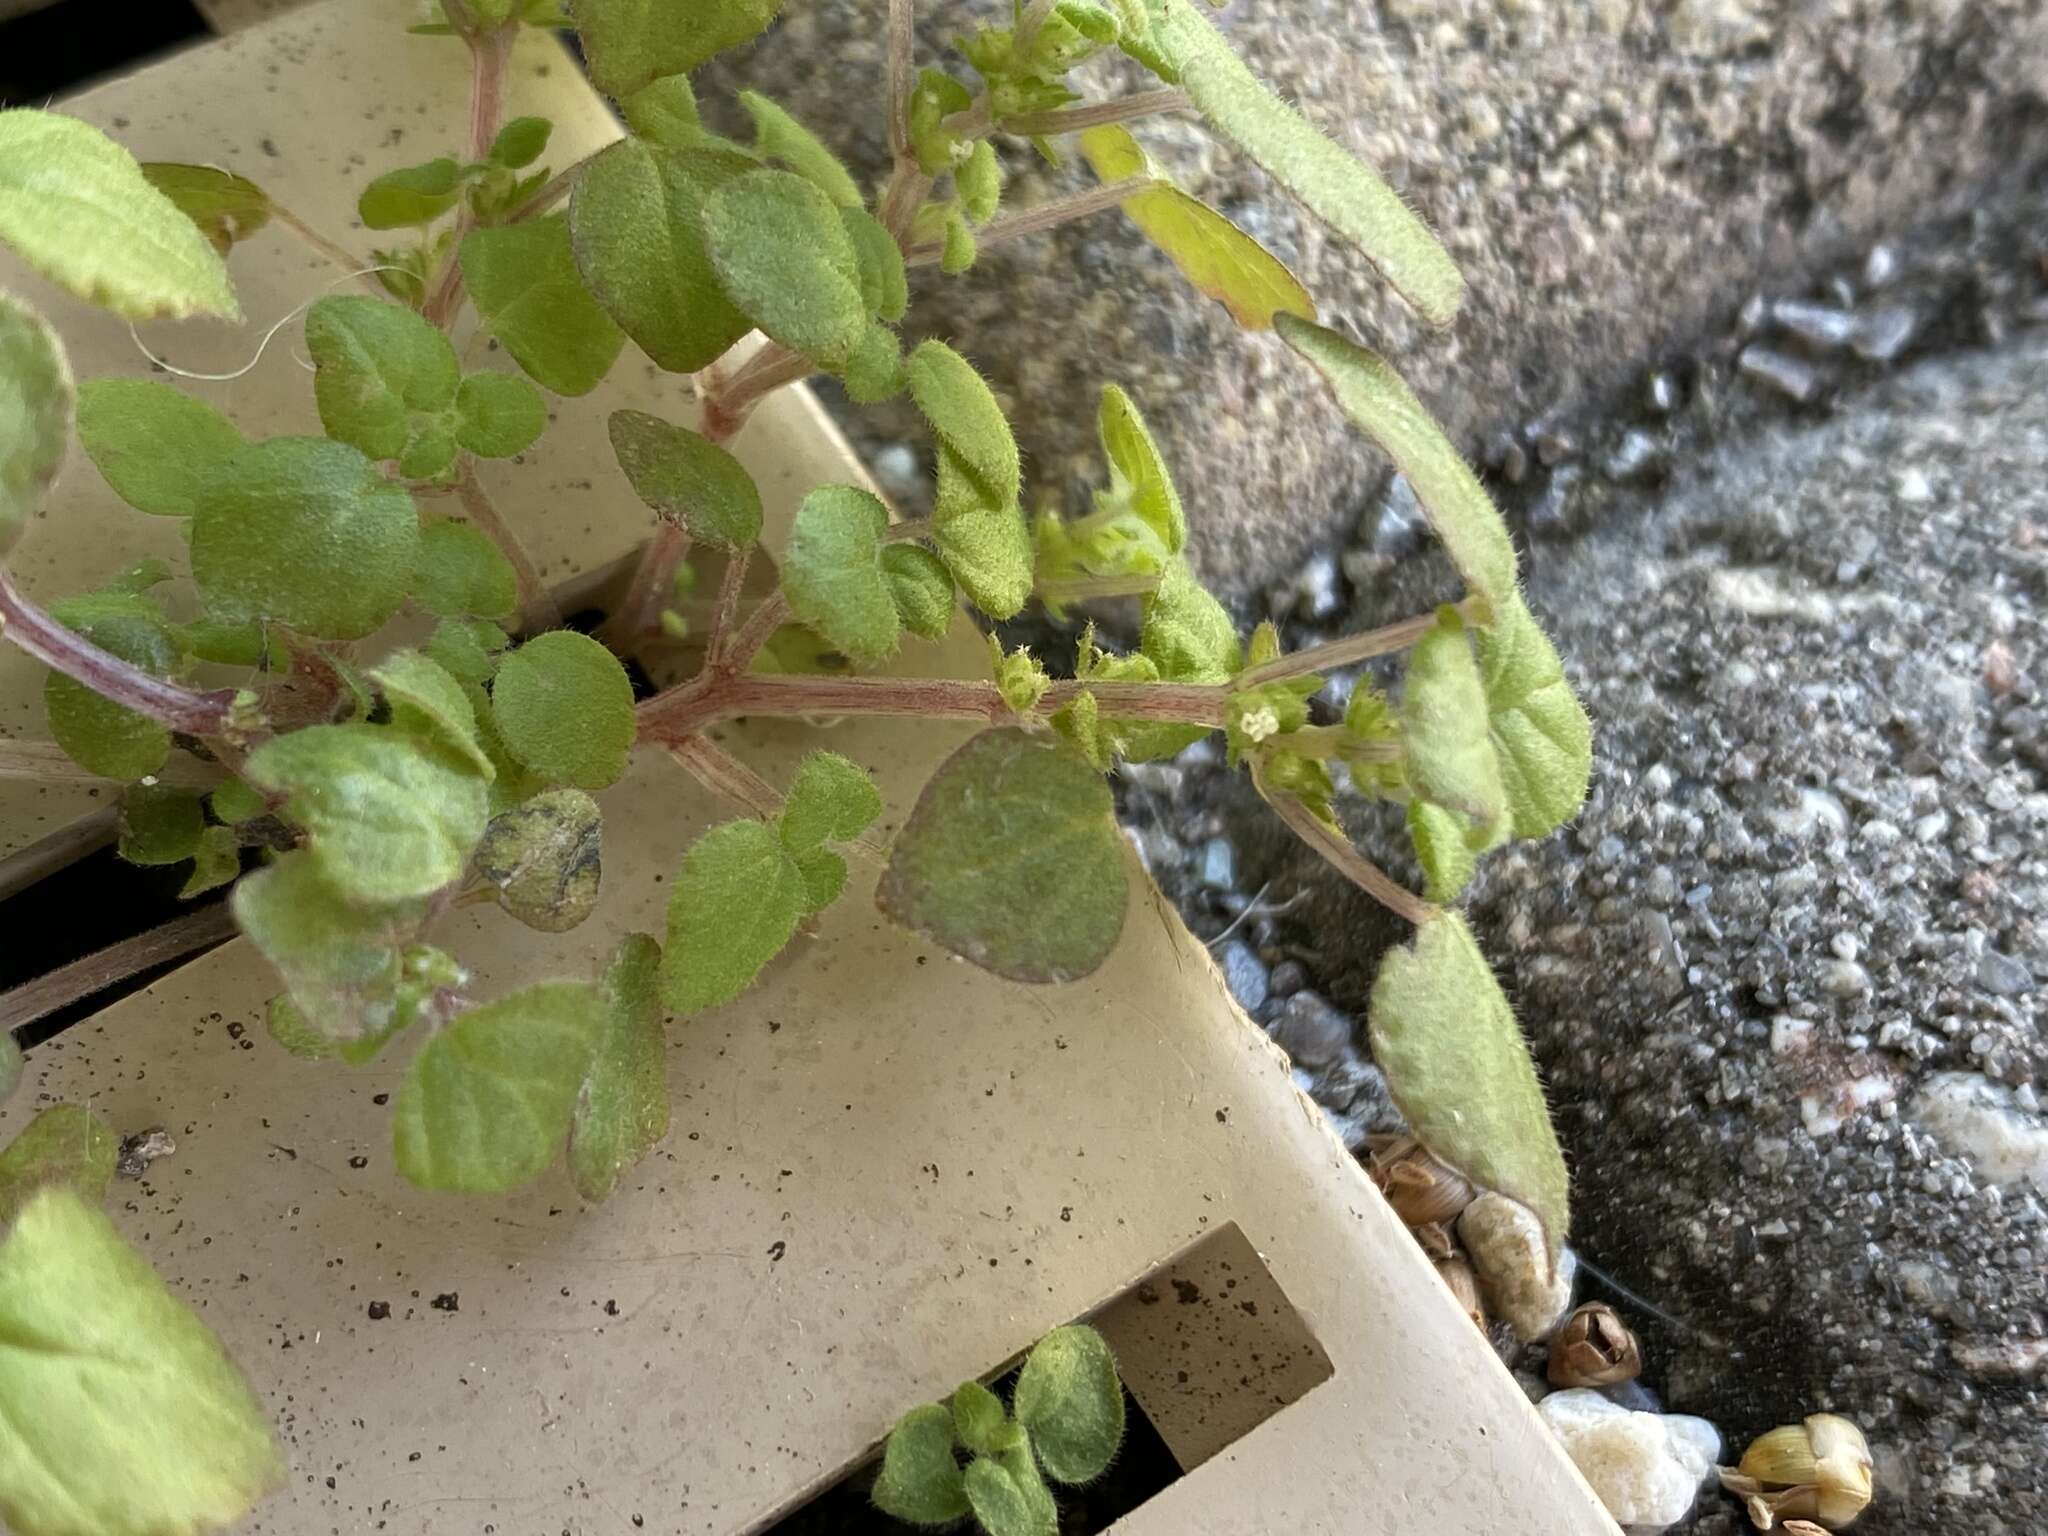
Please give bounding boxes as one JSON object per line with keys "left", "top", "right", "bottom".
{"left": 1801, "top": 1073, "right": 1897, "bottom": 1137}
{"left": 1538, "top": 1388, "right": 1720, "bottom": 1531}
{"left": 1458, "top": 1192, "right": 1576, "bottom": 1341}
{"left": 1909, "top": 1072, "right": 2048, "bottom": 1192}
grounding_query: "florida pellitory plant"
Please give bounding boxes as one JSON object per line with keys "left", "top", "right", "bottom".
{"left": 0, "top": 1, "right": 1591, "bottom": 1527}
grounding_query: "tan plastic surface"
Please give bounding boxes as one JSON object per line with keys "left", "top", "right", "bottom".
{"left": 1, "top": 6, "right": 1618, "bottom": 1533}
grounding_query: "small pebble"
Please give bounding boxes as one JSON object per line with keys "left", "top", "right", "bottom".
{"left": 1266, "top": 991, "right": 1355, "bottom": 1071}
{"left": 1772, "top": 297, "right": 1858, "bottom": 350}
{"left": 1603, "top": 429, "right": 1666, "bottom": 483}
{"left": 1197, "top": 836, "right": 1237, "bottom": 891}
{"left": 1850, "top": 305, "right": 1917, "bottom": 363}
{"left": 1529, "top": 421, "right": 1577, "bottom": 467}
{"left": 1644, "top": 371, "right": 1680, "bottom": 415}
{"left": 1738, "top": 345, "right": 1823, "bottom": 403}
{"left": 1536, "top": 1388, "right": 1721, "bottom": 1530}
{"left": 1863, "top": 243, "right": 1897, "bottom": 289}
{"left": 1218, "top": 940, "right": 1269, "bottom": 1013}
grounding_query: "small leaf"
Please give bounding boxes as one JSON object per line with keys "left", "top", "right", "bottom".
{"left": 702, "top": 168, "right": 868, "bottom": 369}
{"left": 956, "top": 139, "right": 1001, "bottom": 224}
{"left": 739, "top": 90, "right": 861, "bottom": 207}
{"left": 907, "top": 340, "right": 1018, "bottom": 503}
{"left": 792, "top": 846, "right": 847, "bottom": 914}
{"left": 358, "top": 156, "right": 462, "bottom": 229}
{"left": 453, "top": 371, "right": 547, "bottom": 458}
{"left": 660, "top": 818, "right": 803, "bottom": 1012}
{"left": 0, "top": 1187, "right": 284, "bottom": 1536}
{"left": 232, "top": 852, "right": 421, "bottom": 1042}
{"left": 841, "top": 321, "right": 905, "bottom": 404}
{"left": 305, "top": 295, "right": 460, "bottom": 460}
{"left": 370, "top": 648, "right": 492, "bottom": 777}
{"left": 1402, "top": 607, "right": 1504, "bottom": 830}
{"left": 840, "top": 206, "right": 908, "bottom": 322}
{"left": 1407, "top": 799, "right": 1494, "bottom": 904}
{"left": 878, "top": 728, "right": 1126, "bottom": 983}
{"left": 881, "top": 543, "right": 954, "bottom": 639}
{"left": 990, "top": 635, "right": 1050, "bottom": 714}
{"left": 1276, "top": 314, "right": 1517, "bottom": 608}
{"left": 246, "top": 723, "right": 488, "bottom": 903}
{"left": 209, "top": 778, "right": 266, "bottom": 826}
{"left": 964, "top": 1457, "right": 1055, "bottom": 1536}
{"left": 0, "top": 294, "right": 71, "bottom": 559}
{"left": 781, "top": 485, "right": 899, "bottom": 665}
{"left": 425, "top": 615, "right": 511, "bottom": 689}
{"left": 1368, "top": 909, "right": 1569, "bottom": 1262}
{"left": 940, "top": 209, "right": 977, "bottom": 274}
{"left": 1079, "top": 125, "right": 1312, "bottom": 329}
{"left": 74, "top": 377, "right": 242, "bottom": 519}
{"left": 414, "top": 520, "right": 519, "bottom": 621}
{"left": 392, "top": 980, "right": 604, "bottom": 1193}
{"left": 489, "top": 115, "right": 552, "bottom": 170}
{"left": 608, "top": 408, "right": 762, "bottom": 549}
{"left": 1144, "top": 5, "right": 1460, "bottom": 326}
{"left": 1096, "top": 382, "right": 1183, "bottom": 555}
{"left": 871, "top": 1403, "right": 970, "bottom": 1525}
{"left": 265, "top": 949, "right": 433, "bottom": 1065}
{"left": 181, "top": 824, "right": 242, "bottom": 898}
{"left": 572, "top": 0, "right": 788, "bottom": 97}
{"left": 1013, "top": 1324, "right": 1126, "bottom": 1484}
{"left": 778, "top": 750, "right": 880, "bottom": 853}
{"left": 568, "top": 933, "right": 670, "bottom": 1202}
{"left": 461, "top": 214, "right": 626, "bottom": 396}
{"left": 1477, "top": 591, "right": 1592, "bottom": 840}
{"left": 908, "top": 69, "right": 974, "bottom": 173}
{"left": 0, "top": 1104, "right": 116, "bottom": 1225}
{"left": 116, "top": 783, "right": 205, "bottom": 867}
{"left": 191, "top": 436, "right": 420, "bottom": 641}
{"left": 931, "top": 448, "right": 1032, "bottom": 620}
{"left": 490, "top": 630, "right": 637, "bottom": 791}
{"left": 43, "top": 592, "right": 177, "bottom": 780}
{"left": 569, "top": 139, "right": 753, "bottom": 374}
{"left": 0, "top": 109, "right": 238, "bottom": 320}
{"left": 473, "top": 787, "right": 603, "bottom": 933}
{"left": 1139, "top": 558, "right": 1239, "bottom": 682}
{"left": 619, "top": 74, "right": 702, "bottom": 145}
{"left": 951, "top": 1380, "right": 1009, "bottom": 1457}
{"left": 139, "top": 162, "right": 271, "bottom": 255}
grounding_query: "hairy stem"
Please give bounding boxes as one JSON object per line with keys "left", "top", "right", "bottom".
{"left": 0, "top": 569, "right": 241, "bottom": 737}
{"left": 266, "top": 200, "right": 380, "bottom": 288}
{"left": 886, "top": 0, "right": 916, "bottom": 160}
{"left": 725, "top": 590, "right": 790, "bottom": 672}
{"left": 1000, "top": 89, "right": 1192, "bottom": 137}
{"left": 422, "top": 23, "right": 514, "bottom": 328}
{"left": 878, "top": 157, "right": 935, "bottom": 245}
{"left": 1255, "top": 765, "right": 1434, "bottom": 927}
{"left": 0, "top": 902, "right": 241, "bottom": 1035}
{"left": 705, "top": 548, "right": 752, "bottom": 664}
{"left": 700, "top": 342, "right": 812, "bottom": 441}
{"left": 903, "top": 178, "right": 1145, "bottom": 265}
{"left": 1237, "top": 600, "right": 1479, "bottom": 687}
{"left": 669, "top": 735, "right": 784, "bottom": 821}
{"left": 1034, "top": 572, "right": 1163, "bottom": 605}
{"left": 605, "top": 523, "right": 691, "bottom": 649}
{"left": 451, "top": 465, "right": 562, "bottom": 634}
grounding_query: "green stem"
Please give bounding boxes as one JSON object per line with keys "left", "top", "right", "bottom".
{"left": 1236, "top": 601, "right": 1475, "bottom": 688}
{"left": 902, "top": 177, "right": 1146, "bottom": 266}
{"left": 1254, "top": 762, "right": 1434, "bottom": 927}
{"left": 1000, "top": 89, "right": 1191, "bottom": 137}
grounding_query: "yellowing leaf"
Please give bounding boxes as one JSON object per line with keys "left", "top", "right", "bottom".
{"left": 0, "top": 110, "right": 238, "bottom": 321}
{"left": 568, "top": 933, "right": 670, "bottom": 1202}
{"left": 140, "top": 162, "right": 270, "bottom": 256}
{"left": 0, "top": 292, "right": 71, "bottom": 558}
{"left": 1078, "top": 124, "right": 1312, "bottom": 330}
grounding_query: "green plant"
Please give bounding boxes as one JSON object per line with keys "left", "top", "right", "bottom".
{"left": 873, "top": 1325, "right": 1126, "bottom": 1536}
{"left": 0, "top": 0, "right": 1591, "bottom": 1527}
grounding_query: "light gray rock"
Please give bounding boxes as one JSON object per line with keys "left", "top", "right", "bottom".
{"left": 1537, "top": 1388, "right": 1721, "bottom": 1532}
{"left": 1910, "top": 1073, "right": 2048, "bottom": 1192}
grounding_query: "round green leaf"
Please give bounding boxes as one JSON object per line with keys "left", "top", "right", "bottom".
{"left": 0, "top": 109, "right": 238, "bottom": 321}
{"left": 0, "top": 1188, "right": 284, "bottom": 1536}
{"left": 116, "top": 783, "right": 205, "bottom": 867}
{"left": 231, "top": 852, "right": 422, "bottom": 1043}
{"left": 660, "top": 818, "right": 803, "bottom": 1013}
{"left": 950, "top": 1380, "right": 1009, "bottom": 1457}
{"left": 305, "top": 295, "right": 460, "bottom": 461}
{"left": 414, "top": 520, "right": 519, "bottom": 621}
{"left": 573, "top": 0, "right": 787, "bottom": 97}
{"left": 0, "top": 293, "right": 71, "bottom": 558}
{"left": 871, "top": 1403, "right": 971, "bottom": 1526}
{"left": 139, "top": 161, "right": 271, "bottom": 255}
{"left": 1012, "top": 1325, "right": 1126, "bottom": 1484}
{"left": 180, "top": 823, "right": 242, "bottom": 899}
{"left": 474, "top": 787, "right": 604, "bottom": 933}
{"left": 0, "top": 1104, "right": 117, "bottom": 1226}
{"left": 608, "top": 408, "right": 762, "bottom": 549}
{"left": 370, "top": 648, "right": 492, "bottom": 776}
{"left": 489, "top": 115, "right": 553, "bottom": 170}
{"left": 391, "top": 980, "right": 605, "bottom": 1194}
{"left": 1368, "top": 909, "right": 1570, "bottom": 1263}
{"left": 460, "top": 215, "right": 626, "bottom": 397}
{"left": 777, "top": 750, "right": 880, "bottom": 852}
{"left": 357, "top": 157, "right": 462, "bottom": 230}
{"left": 619, "top": 74, "right": 703, "bottom": 145}
{"left": 567, "top": 933, "right": 670, "bottom": 1202}
{"left": 878, "top": 728, "right": 1128, "bottom": 983}
{"left": 782, "top": 485, "right": 900, "bottom": 665}
{"left": 907, "top": 340, "right": 1018, "bottom": 503}
{"left": 1402, "top": 607, "right": 1505, "bottom": 831}
{"left": 490, "top": 630, "right": 636, "bottom": 791}
{"left": 701, "top": 167, "right": 868, "bottom": 369}
{"left": 42, "top": 591, "right": 178, "bottom": 780}
{"left": 453, "top": 371, "right": 547, "bottom": 458}
{"left": 881, "top": 544, "right": 955, "bottom": 640}
{"left": 190, "top": 436, "right": 420, "bottom": 641}
{"left": 74, "top": 377, "right": 242, "bottom": 519}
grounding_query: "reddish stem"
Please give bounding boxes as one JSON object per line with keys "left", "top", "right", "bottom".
{"left": 452, "top": 464, "right": 561, "bottom": 634}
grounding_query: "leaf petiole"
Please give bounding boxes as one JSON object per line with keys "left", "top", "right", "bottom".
{"left": 903, "top": 178, "right": 1148, "bottom": 266}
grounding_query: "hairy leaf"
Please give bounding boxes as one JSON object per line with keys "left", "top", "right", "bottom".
{"left": 305, "top": 295, "right": 460, "bottom": 460}
{"left": 232, "top": 852, "right": 422, "bottom": 1041}
{"left": 1079, "top": 125, "right": 1312, "bottom": 329}
{"left": 781, "top": 485, "right": 899, "bottom": 665}
{"left": 0, "top": 294, "right": 70, "bottom": 558}
{"left": 1368, "top": 909, "right": 1569, "bottom": 1262}
{"left": 839, "top": 206, "right": 908, "bottom": 322}
{"left": 1477, "top": 591, "right": 1592, "bottom": 840}
{"left": 392, "top": 981, "right": 604, "bottom": 1193}
{"left": 0, "top": 1104, "right": 116, "bottom": 1226}
{"left": 1402, "top": 608, "right": 1504, "bottom": 831}
{"left": 1096, "top": 382, "right": 1183, "bottom": 555}
{"left": 453, "top": 371, "right": 547, "bottom": 458}
{"left": 792, "top": 846, "right": 847, "bottom": 914}
{"left": 702, "top": 168, "right": 867, "bottom": 368}
{"left": 568, "top": 932, "right": 669, "bottom": 1202}
{"left": 0, "top": 109, "right": 238, "bottom": 320}
{"left": 964, "top": 1457, "right": 1055, "bottom": 1536}
{"left": 370, "top": 648, "right": 492, "bottom": 777}
{"left": 1145, "top": 3, "right": 1460, "bottom": 326}
{"left": 872, "top": 1403, "right": 970, "bottom": 1525}
{"left": 461, "top": 215, "right": 625, "bottom": 396}
{"left": 490, "top": 630, "right": 636, "bottom": 791}
{"left": 608, "top": 408, "right": 762, "bottom": 549}
{"left": 74, "top": 377, "right": 242, "bottom": 519}
{"left": 879, "top": 728, "right": 1126, "bottom": 983}
{"left": 0, "top": 1187, "right": 283, "bottom": 1536}
{"left": 778, "top": 750, "right": 880, "bottom": 852}
{"left": 881, "top": 543, "right": 954, "bottom": 640}
{"left": 907, "top": 340, "right": 1017, "bottom": 503}
{"left": 414, "top": 519, "right": 519, "bottom": 621}
{"left": 956, "top": 140, "right": 1001, "bottom": 224}
{"left": 191, "top": 436, "right": 418, "bottom": 640}
{"left": 489, "top": 115, "right": 552, "bottom": 170}
{"left": 570, "top": 139, "right": 753, "bottom": 374}
{"left": 1406, "top": 799, "right": 1499, "bottom": 905}
{"left": 661, "top": 818, "right": 804, "bottom": 1012}
{"left": 841, "top": 321, "right": 905, "bottom": 404}
{"left": 1276, "top": 315, "right": 1516, "bottom": 608}
{"left": 116, "top": 783, "right": 204, "bottom": 867}
{"left": 951, "top": 1380, "right": 1008, "bottom": 1457}
{"left": 619, "top": 74, "right": 702, "bottom": 145}
{"left": 572, "top": 0, "right": 787, "bottom": 97}
{"left": 139, "top": 162, "right": 270, "bottom": 255}
{"left": 739, "top": 91, "right": 860, "bottom": 207}
{"left": 931, "top": 448, "right": 1032, "bottom": 620}
{"left": 1140, "top": 559, "right": 1238, "bottom": 682}
{"left": 1013, "top": 1324, "right": 1125, "bottom": 1484}
{"left": 358, "top": 157, "right": 462, "bottom": 229}
{"left": 181, "top": 824, "right": 242, "bottom": 899}
{"left": 43, "top": 592, "right": 177, "bottom": 780}
{"left": 473, "top": 787, "right": 603, "bottom": 933}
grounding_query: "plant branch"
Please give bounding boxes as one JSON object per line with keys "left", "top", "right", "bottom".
{"left": 451, "top": 464, "right": 562, "bottom": 634}
{"left": 1255, "top": 764, "right": 1435, "bottom": 927}
{"left": 1237, "top": 600, "right": 1479, "bottom": 687}
{"left": 604, "top": 523, "right": 691, "bottom": 649}
{"left": 668, "top": 735, "right": 783, "bottom": 821}
{"left": 422, "top": 22, "right": 514, "bottom": 328}
{"left": 725, "top": 590, "right": 790, "bottom": 671}
{"left": 1033, "top": 572, "right": 1163, "bottom": 605}
{"left": 266, "top": 200, "right": 382, "bottom": 289}
{"left": 877, "top": 157, "right": 934, "bottom": 245}
{"left": 0, "top": 902, "right": 241, "bottom": 1034}
{"left": 903, "top": 178, "right": 1145, "bottom": 265}
{"left": 886, "top": 0, "right": 915, "bottom": 160}
{"left": 1000, "top": 89, "right": 1191, "bottom": 137}
{"left": 880, "top": 518, "right": 932, "bottom": 544}
{"left": 705, "top": 548, "right": 752, "bottom": 664}
{"left": 0, "top": 568, "right": 241, "bottom": 737}
{"left": 700, "top": 342, "right": 812, "bottom": 441}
